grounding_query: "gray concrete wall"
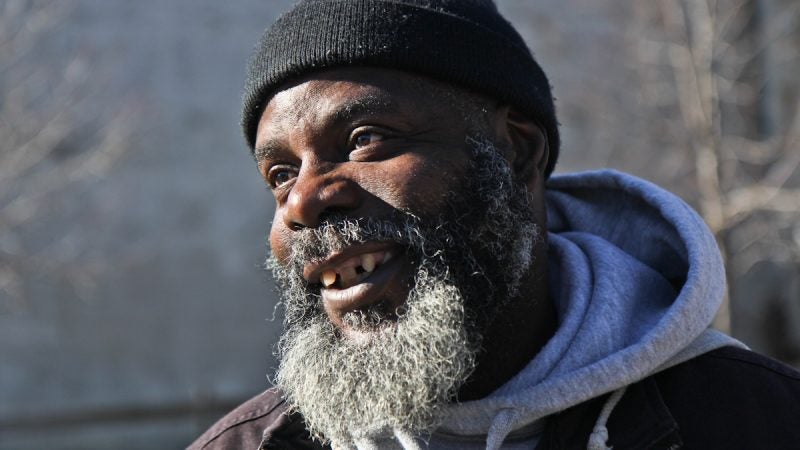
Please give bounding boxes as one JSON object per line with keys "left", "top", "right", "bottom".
{"left": 1, "top": 1, "right": 293, "bottom": 448}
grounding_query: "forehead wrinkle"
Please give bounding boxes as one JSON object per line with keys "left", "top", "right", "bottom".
{"left": 278, "top": 78, "right": 399, "bottom": 124}
{"left": 257, "top": 85, "right": 406, "bottom": 162}
{"left": 304, "top": 84, "right": 402, "bottom": 137}
{"left": 327, "top": 93, "right": 395, "bottom": 124}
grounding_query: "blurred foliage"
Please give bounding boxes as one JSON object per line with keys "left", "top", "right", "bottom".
{"left": 629, "top": 0, "right": 800, "bottom": 361}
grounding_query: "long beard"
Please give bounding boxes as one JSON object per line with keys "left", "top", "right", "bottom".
{"left": 268, "top": 136, "right": 541, "bottom": 445}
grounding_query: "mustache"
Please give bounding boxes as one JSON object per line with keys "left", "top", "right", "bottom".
{"left": 276, "top": 212, "right": 438, "bottom": 277}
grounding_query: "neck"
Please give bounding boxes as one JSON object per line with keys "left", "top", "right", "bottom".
{"left": 457, "top": 252, "right": 556, "bottom": 401}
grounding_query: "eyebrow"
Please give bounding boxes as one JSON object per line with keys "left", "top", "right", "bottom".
{"left": 328, "top": 94, "right": 395, "bottom": 124}
{"left": 253, "top": 142, "right": 283, "bottom": 163}
{"left": 254, "top": 93, "right": 399, "bottom": 162}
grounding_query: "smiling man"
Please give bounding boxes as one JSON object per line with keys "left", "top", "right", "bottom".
{"left": 190, "top": 1, "right": 800, "bottom": 449}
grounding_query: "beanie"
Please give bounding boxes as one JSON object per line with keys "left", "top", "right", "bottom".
{"left": 242, "top": 0, "right": 560, "bottom": 177}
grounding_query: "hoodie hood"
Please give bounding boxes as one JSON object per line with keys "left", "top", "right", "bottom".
{"left": 353, "top": 170, "right": 743, "bottom": 449}
{"left": 433, "top": 170, "right": 744, "bottom": 447}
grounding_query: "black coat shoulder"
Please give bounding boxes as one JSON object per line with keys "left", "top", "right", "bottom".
{"left": 187, "top": 387, "right": 327, "bottom": 450}
{"left": 653, "top": 346, "right": 800, "bottom": 449}
{"left": 540, "top": 346, "right": 800, "bottom": 450}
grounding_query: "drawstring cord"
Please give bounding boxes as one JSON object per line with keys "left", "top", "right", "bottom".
{"left": 587, "top": 386, "right": 627, "bottom": 450}
{"left": 485, "top": 408, "right": 517, "bottom": 450}
{"left": 353, "top": 437, "right": 378, "bottom": 450}
{"left": 394, "top": 428, "right": 424, "bottom": 450}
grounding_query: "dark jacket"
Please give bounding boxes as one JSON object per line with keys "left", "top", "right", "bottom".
{"left": 189, "top": 346, "right": 800, "bottom": 449}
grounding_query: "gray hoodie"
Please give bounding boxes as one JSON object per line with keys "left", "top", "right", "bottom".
{"left": 356, "top": 170, "right": 744, "bottom": 450}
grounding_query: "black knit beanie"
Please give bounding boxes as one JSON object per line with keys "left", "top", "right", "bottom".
{"left": 243, "top": 0, "right": 560, "bottom": 177}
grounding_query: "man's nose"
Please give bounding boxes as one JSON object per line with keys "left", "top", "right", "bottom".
{"left": 282, "top": 165, "right": 360, "bottom": 230}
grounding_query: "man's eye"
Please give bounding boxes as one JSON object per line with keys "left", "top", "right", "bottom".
{"left": 268, "top": 167, "right": 297, "bottom": 188}
{"left": 353, "top": 131, "right": 384, "bottom": 148}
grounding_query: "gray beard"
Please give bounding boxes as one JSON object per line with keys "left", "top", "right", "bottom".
{"left": 267, "top": 136, "right": 541, "bottom": 445}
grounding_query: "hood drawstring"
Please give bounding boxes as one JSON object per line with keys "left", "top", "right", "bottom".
{"left": 352, "top": 437, "right": 376, "bottom": 450}
{"left": 485, "top": 408, "right": 517, "bottom": 450}
{"left": 587, "top": 386, "right": 627, "bottom": 450}
{"left": 393, "top": 428, "right": 424, "bottom": 450}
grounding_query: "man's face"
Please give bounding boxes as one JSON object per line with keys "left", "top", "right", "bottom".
{"left": 257, "top": 67, "right": 480, "bottom": 337}
{"left": 254, "top": 67, "right": 542, "bottom": 444}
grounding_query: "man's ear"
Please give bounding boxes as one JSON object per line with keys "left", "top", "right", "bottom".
{"left": 495, "top": 106, "right": 549, "bottom": 185}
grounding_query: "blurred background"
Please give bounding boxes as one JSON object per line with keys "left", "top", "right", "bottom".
{"left": 1, "top": 0, "right": 798, "bottom": 448}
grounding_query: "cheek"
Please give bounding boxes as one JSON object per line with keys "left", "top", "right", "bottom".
{"left": 268, "top": 213, "right": 292, "bottom": 263}
{"left": 369, "top": 154, "right": 466, "bottom": 212}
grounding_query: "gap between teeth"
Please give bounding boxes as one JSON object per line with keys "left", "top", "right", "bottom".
{"left": 321, "top": 251, "right": 393, "bottom": 288}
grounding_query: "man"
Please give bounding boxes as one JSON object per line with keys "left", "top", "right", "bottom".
{"left": 191, "top": 1, "right": 800, "bottom": 449}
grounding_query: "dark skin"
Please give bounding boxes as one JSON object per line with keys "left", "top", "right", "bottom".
{"left": 255, "top": 67, "right": 557, "bottom": 401}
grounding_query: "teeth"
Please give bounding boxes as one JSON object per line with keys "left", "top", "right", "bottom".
{"left": 321, "top": 270, "right": 337, "bottom": 288}
{"left": 357, "top": 271, "right": 370, "bottom": 283}
{"left": 340, "top": 266, "right": 358, "bottom": 287}
{"left": 319, "top": 251, "right": 390, "bottom": 289}
{"left": 362, "top": 253, "right": 376, "bottom": 273}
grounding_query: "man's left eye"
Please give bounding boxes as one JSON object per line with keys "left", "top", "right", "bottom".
{"left": 353, "top": 131, "right": 384, "bottom": 148}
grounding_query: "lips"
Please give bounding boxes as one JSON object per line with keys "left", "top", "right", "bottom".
{"left": 303, "top": 242, "right": 409, "bottom": 321}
